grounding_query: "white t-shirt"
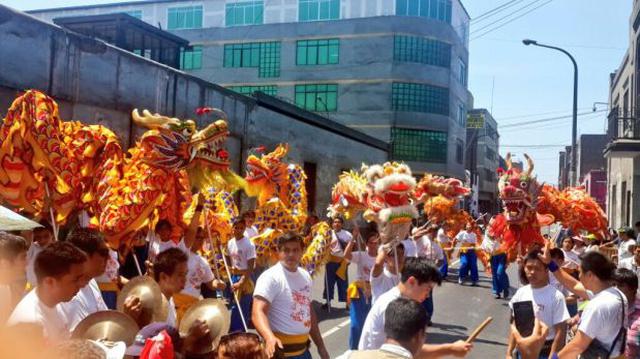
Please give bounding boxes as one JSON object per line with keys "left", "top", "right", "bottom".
{"left": 579, "top": 287, "right": 628, "bottom": 356}
{"left": 227, "top": 237, "right": 257, "bottom": 271}
{"left": 166, "top": 296, "right": 177, "bottom": 327}
{"left": 181, "top": 251, "right": 215, "bottom": 298}
{"left": 437, "top": 228, "right": 451, "bottom": 246}
{"left": 455, "top": 231, "right": 477, "bottom": 246}
{"left": 253, "top": 262, "right": 313, "bottom": 335}
{"left": 481, "top": 233, "right": 502, "bottom": 254}
{"left": 148, "top": 231, "right": 188, "bottom": 261}
{"left": 509, "top": 284, "right": 570, "bottom": 340}
{"left": 415, "top": 235, "right": 444, "bottom": 264}
{"left": 400, "top": 238, "right": 418, "bottom": 258}
{"left": 548, "top": 272, "right": 568, "bottom": 296}
{"left": 59, "top": 279, "right": 109, "bottom": 331}
{"left": 619, "top": 239, "right": 637, "bottom": 262}
{"left": 96, "top": 249, "right": 119, "bottom": 284}
{"left": 562, "top": 249, "right": 580, "bottom": 270}
{"left": 618, "top": 257, "right": 640, "bottom": 277}
{"left": 7, "top": 288, "right": 69, "bottom": 342}
{"left": 244, "top": 225, "right": 259, "bottom": 240}
{"left": 330, "top": 230, "right": 353, "bottom": 257}
{"left": 358, "top": 286, "right": 402, "bottom": 350}
{"left": 26, "top": 242, "right": 44, "bottom": 286}
{"left": 370, "top": 267, "right": 399, "bottom": 305}
{"left": 351, "top": 252, "right": 376, "bottom": 282}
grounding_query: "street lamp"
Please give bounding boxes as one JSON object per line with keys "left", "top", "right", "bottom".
{"left": 523, "top": 39, "right": 579, "bottom": 186}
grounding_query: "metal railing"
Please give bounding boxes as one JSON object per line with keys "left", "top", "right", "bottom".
{"left": 607, "top": 107, "right": 640, "bottom": 141}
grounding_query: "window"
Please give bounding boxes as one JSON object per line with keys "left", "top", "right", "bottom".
{"left": 392, "top": 82, "right": 449, "bottom": 115}
{"left": 391, "top": 128, "right": 447, "bottom": 163}
{"left": 226, "top": 1, "right": 263, "bottom": 26}
{"left": 396, "top": 0, "right": 452, "bottom": 23}
{"left": 299, "top": 0, "right": 339, "bottom": 22}
{"left": 297, "top": 39, "right": 339, "bottom": 65}
{"left": 456, "top": 138, "right": 463, "bottom": 164}
{"left": 457, "top": 104, "right": 466, "bottom": 127}
{"left": 180, "top": 46, "right": 202, "bottom": 70}
{"left": 295, "top": 84, "right": 338, "bottom": 112}
{"left": 223, "top": 42, "right": 281, "bottom": 77}
{"left": 394, "top": 35, "right": 451, "bottom": 68}
{"left": 167, "top": 6, "right": 203, "bottom": 30}
{"left": 228, "top": 85, "right": 278, "bottom": 96}
{"left": 457, "top": 58, "right": 467, "bottom": 86}
{"left": 485, "top": 148, "right": 496, "bottom": 161}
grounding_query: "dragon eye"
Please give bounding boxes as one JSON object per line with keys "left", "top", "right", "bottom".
{"left": 520, "top": 181, "right": 527, "bottom": 188}
{"left": 182, "top": 128, "right": 192, "bottom": 137}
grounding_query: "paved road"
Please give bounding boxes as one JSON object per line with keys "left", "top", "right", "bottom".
{"left": 310, "top": 259, "right": 520, "bottom": 358}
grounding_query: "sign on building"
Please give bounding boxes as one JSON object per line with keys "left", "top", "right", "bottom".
{"left": 467, "top": 113, "right": 485, "bottom": 128}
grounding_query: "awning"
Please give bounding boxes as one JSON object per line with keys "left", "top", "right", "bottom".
{"left": 0, "top": 205, "right": 42, "bottom": 231}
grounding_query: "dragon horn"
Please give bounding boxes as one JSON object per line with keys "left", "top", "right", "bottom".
{"left": 505, "top": 153, "right": 512, "bottom": 170}
{"left": 131, "top": 109, "right": 180, "bottom": 129}
{"left": 524, "top": 153, "right": 534, "bottom": 177}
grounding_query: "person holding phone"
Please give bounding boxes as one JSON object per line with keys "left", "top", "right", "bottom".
{"left": 507, "top": 249, "right": 569, "bottom": 359}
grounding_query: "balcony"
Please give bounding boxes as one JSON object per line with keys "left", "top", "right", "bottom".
{"left": 605, "top": 107, "right": 640, "bottom": 156}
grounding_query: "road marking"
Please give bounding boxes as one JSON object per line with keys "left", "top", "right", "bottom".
{"left": 321, "top": 319, "right": 351, "bottom": 338}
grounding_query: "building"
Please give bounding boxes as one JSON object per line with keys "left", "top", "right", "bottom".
{"left": 0, "top": 4, "right": 388, "bottom": 216}
{"left": 605, "top": 0, "right": 640, "bottom": 229}
{"left": 558, "top": 135, "right": 606, "bottom": 190}
{"left": 582, "top": 170, "right": 606, "bottom": 212}
{"left": 558, "top": 149, "right": 568, "bottom": 189}
{"left": 466, "top": 109, "right": 499, "bottom": 216}
{"left": 28, "top": 0, "right": 471, "bottom": 179}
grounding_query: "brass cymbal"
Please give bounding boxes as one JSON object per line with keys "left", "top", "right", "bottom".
{"left": 179, "top": 298, "right": 230, "bottom": 355}
{"left": 117, "top": 275, "right": 168, "bottom": 327}
{"left": 71, "top": 310, "right": 139, "bottom": 346}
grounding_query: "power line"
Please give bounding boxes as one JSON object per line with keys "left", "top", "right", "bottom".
{"left": 470, "top": 0, "right": 545, "bottom": 34}
{"left": 471, "top": 0, "right": 554, "bottom": 41}
{"left": 498, "top": 107, "right": 592, "bottom": 122}
{"left": 499, "top": 109, "right": 606, "bottom": 129}
{"left": 471, "top": 0, "right": 527, "bottom": 22}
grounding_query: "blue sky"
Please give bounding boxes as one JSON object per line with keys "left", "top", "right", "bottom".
{"left": 3, "top": 0, "right": 632, "bottom": 184}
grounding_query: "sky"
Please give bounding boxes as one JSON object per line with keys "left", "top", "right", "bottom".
{"left": 2, "top": 0, "right": 632, "bottom": 184}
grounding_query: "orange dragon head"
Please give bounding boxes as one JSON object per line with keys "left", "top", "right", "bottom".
{"left": 497, "top": 153, "right": 539, "bottom": 225}
{"left": 414, "top": 174, "right": 470, "bottom": 201}
{"left": 244, "top": 144, "right": 290, "bottom": 200}
{"left": 132, "top": 109, "right": 230, "bottom": 172}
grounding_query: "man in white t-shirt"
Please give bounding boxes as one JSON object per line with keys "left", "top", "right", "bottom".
{"left": 358, "top": 257, "right": 472, "bottom": 357}
{"left": 152, "top": 247, "right": 188, "bottom": 328}
{"left": 542, "top": 248, "right": 628, "bottom": 358}
{"left": 95, "top": 248, "right": 120, "bottom": 309}
{"left": 59, "top": 228, "right": 110, "bottom": 331}
{"left": 506, "top": 249, "right": 569, "bottom": 358}
{"left": 8, "top": 241, "right": 87, "bottom": 342}
{"left": 619, "top": 245, "right": 640, "bottom": 277}
{"left": 481, "top": 222, "right": 510, "bottom": 300}
{"left": 0, "top": 232, "right": 29, "bottom": 324}
{"left": 226, "top": 219, "right": 257, "bottom": 332}
{"left": 455, "top": 223, "right": 479, "bottom": 286}
{"left": 26, "top": 222, "right": 54, "bottom": 286}
{"left": 618, "top": 227, "right": 637, "bottom": 263}
{"left": 437, "top": 226, "right": 451, "bottom": 278}
{"left": 324, "top": 217, "right": 354, "bottom": 309}
{"left": 370, "top": 243, "right": 405, "bottom": 305}
{"left": 242, "top": 210, "right": 260, "bottom": 240}
{"left": 343, "top": 225, "right": 379, "bottom": 349}
{"left": 253, "top": 232, "right": 329, "bottom": 359}
{"left": 148, "top": 194, "right": 204, "bottom": 261}
{"left": 413, "top": 225, "right": 444, "bottom": 325}
{"left": 401, "top": 237, "right": 418, "bottom": 259}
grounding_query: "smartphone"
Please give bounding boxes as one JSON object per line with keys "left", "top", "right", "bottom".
{"left": 512, "top": 300, "right": 535, "bottom": 337}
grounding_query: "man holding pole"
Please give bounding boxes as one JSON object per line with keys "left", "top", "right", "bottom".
{"left": 226, "top": 218, "right": 256, "bottom": 332}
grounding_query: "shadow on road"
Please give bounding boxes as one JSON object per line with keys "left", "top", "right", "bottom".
{"left": 312, "top": 300, "right": 349, "bottom": 323}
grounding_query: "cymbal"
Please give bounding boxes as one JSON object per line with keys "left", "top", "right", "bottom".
{"left": 179, "top": 298, "right": 230, "bottom": 355}
{"left": 72, "top": 310, "right": 139, "bottom": 346}
{"left": 117, "top": 276, "right": 168, "bottom": 326}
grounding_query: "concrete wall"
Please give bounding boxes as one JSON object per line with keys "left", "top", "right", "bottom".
{"left": 606, "top": 155, "right": 640, "bottom": 228}
{"left": 0, "top": 5, "right": 387, "bottom": 217}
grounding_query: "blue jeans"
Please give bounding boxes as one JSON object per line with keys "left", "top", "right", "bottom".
{"left": 324, "top": 261, "right": 348, "bottom": 302}
{"left": 440, "top": 255, "right": 448, "bottom": 278}
{"left": 227, "top": 274, "right": 253, "bottom": 332}
{"left": 349, "top": 288, "right": 371, "bottom": 349}
{"left": 422, "top": 291, "right": 434, "bottom": 321}
{"left": 288, "top": 350, "right": 312, "bottom": 359}
{"left": 459, "top": 250, "right": 479, "bottom": 283}
{"left": 490, "top": 253, "right": 510, "bottom": 296}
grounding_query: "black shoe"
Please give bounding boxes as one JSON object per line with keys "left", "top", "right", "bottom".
{"left": 494, "top": 294, "right": 501, "bottom": 299}
{"left": 321, "top": 303, "right": 329, "bottom": 310}
{"left": 471, "top": 282, "right": 479, "bottom": 287}
{"left": 426, "top": 320, "right": 433, "bottom": 327}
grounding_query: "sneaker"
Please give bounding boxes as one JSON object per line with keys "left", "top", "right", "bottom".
{"left": 494, "top": 294, "right": 501, "bottom": 299}
{"left": 458, "top": 279, "right": 464, "bottom": 285}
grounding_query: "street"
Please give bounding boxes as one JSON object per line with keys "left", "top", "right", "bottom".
{"left": 312, "top": 260, "right": 518, "bottom": 358}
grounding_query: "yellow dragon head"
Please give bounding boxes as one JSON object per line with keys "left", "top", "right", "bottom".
{"left": 244, "top": 144, "right": 290, "bottom": 203}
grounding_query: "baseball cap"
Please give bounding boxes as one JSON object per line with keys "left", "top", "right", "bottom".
{"left": 125, "top": 322, "right": 181, "bottom": 357}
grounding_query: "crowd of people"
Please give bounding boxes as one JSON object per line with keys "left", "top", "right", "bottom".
{"left": 3, "top": 207, "right": 640, "bottom": 359}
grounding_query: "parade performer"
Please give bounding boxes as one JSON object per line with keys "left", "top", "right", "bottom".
{"left": 323, "top": 216, "right": 354, "bottom": 309}
{"left": 413, "top": 224, "right": 444, "bottom": 325}
{"left": 343, "top": 224, "right": 379, "bottom": 349}
{"left": 455, "top": 223, "right": 479, "bottom": 286}
{"left": 253, "top": 233, "right": 330, "bottom": 359}
{"left": 226, "top": 218, "right": 257, "bottom": 332}
{"left": 481, "top": 216, "right": 510, "bottom": 299}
